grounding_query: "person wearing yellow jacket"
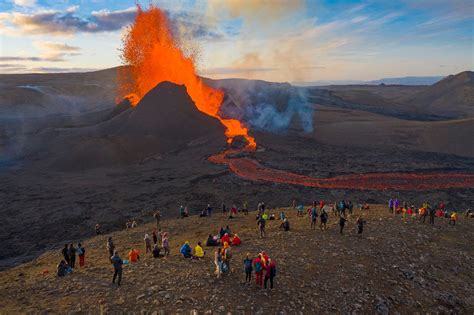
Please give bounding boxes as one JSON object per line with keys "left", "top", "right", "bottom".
{"left": 450, "top": 212, "right": 458, "bottom": 226}
{"left": 194, "top": 242, "right": 205, "bottom": 258}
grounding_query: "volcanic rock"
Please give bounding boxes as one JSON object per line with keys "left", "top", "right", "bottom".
{"left": 51, "top": 81, "right": 227, "bottom": 171}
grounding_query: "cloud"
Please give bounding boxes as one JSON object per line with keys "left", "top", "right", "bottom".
{"left": 34, "top": 41, "right": 80, "bottom": 52}
{"left": 13, "top": 0, "right": 36, "bottom": 7}
{"left": 0, "top": 41, "right": 81, "bottom": 62}
{"left": 0, "top": 56, "right": 60, "bottom": 62}
{"left": 208, "top": 0, "right": 305, "bottom": 24}
{"left": 0, "top": 6, "right": 136, "bottom": 36}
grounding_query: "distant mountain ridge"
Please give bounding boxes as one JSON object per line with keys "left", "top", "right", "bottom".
{"left": 293, "top": 75, "right": 447, "bottom": 86}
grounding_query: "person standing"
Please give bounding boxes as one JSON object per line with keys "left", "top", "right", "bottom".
{"left": 207, "top": 204, "right": 212, "bottom": 217}
{"left": 388, "top": 198, "right": 394, "bottom": 213}
{"left": 348, "top": 201, "right": 353, "bottom": 215}
{"left": 339, "top": 215, "right": 347, "bottom": 234}
{"left": 62, "top": 244, "right": 70, "bottom": 265}
{"left": 107, "top": 237, "right": 115, "bottom": 261}
{"left": 243, "top": 253, "right": 253, "bottom": 284}
{"left": 214, "top": 249, "right": 222, "bottom": 278}
{"left": 257, "top": 216, "right": 266, "bottom": 238}
{"left": 68, "top": 244, "right": 76, "bottom": 268}
{"left": 429, "top": 206, "right": 436, "bottom": 225}
{"left": 144, "top": 234, "right": 152, "bottom": 254}
{"left": 320, "top": 209, "right": 328, "bottom": 231}
{"left": 254, "top": 254, "right": 264, "bottom": 288}
{"left": 243, "top": 201, "right": 248, "bottom": 216}
{"left": 356, "top": 216, "right": 366, "bottom": 235}
{"left": 222, "top": 202, "right": 227, "bottom": 214}
{"left": 450, "top": 212, "right": 458, "bottom": 226}
{"left": 153, "top": 211, "right": 161, "bottom": 228}
{"left": 310, "top": 206, "right": 318, "bottom": 229}
{"left": 77, "top": 243, "right": 86, "bottom": 267}
{"left": 162, "top": 232, "right": 170, "bottom": 256}
{"left": 111, "top": 251, "right": 123, "bottom": 286}
{"left": 264, "top": 259, "right": 276, "bottom": 289}
{"left": 152, "top": 231, "right": 158, "bottom": 245}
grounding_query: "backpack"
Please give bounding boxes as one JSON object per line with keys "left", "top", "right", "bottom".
{"left": 221, "top": 262, "right": 229, "bottom": 273}
{"left": 270, "top": 265, "right": 277, "bottom": 277}
{"left": 255, "top": 261, "right": 263, "bottom": 273}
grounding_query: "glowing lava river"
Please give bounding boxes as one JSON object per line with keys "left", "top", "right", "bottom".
{"left": 209, "top": 150, "right": 474, "bottom": 191}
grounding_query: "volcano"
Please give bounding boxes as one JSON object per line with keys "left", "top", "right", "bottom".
{"left": 50, "top": 81, "right": 226, "bottom": 171}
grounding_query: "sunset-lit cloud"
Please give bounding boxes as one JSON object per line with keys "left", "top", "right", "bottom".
{"left": 0, "top": 0, "right": 472, "bottom": 80}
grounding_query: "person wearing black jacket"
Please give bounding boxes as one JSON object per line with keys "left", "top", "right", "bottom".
{"left": 339, "top": 216, "right": 347, "bottom": 234}
{"left": 68, "top": 244, "right": 76, "bottom": 268}
{"left": 61, "top": 244, "right": 70, "bottom": 265}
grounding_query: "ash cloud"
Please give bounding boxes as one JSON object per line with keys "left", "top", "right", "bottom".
{"left": 216, "top": 80, "right": 313, "bottom": 134}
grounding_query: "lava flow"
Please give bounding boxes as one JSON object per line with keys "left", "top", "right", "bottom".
{"left": 209, "top": 150, "right": 474, "bottom": 191}
{"left": 118, "top": 4, "right": 256, "bottom": 149}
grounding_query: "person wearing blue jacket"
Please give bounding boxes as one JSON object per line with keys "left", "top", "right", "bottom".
{"left": 180, "top": 241, "right": 192, "bottom": 258}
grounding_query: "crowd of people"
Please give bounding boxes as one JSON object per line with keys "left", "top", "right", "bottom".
{"left": 56, "top": 198, "right": 467, "bottom": 291}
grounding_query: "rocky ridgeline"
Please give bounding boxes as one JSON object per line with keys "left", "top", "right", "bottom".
{"left": 0, "top": 205, "right": 472, "bottom": 314}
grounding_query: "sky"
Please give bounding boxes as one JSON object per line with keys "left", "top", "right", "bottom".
{"left": 0, "top": 0, "right": 472, "bottom": 82}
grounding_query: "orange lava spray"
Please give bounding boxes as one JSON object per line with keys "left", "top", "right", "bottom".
{"left": 118, "top": 4, "right": 256, "bottom": 149}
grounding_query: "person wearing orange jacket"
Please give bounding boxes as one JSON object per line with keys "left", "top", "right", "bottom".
{"left": 128, "top": 248, "right": 140, "bottom": 262}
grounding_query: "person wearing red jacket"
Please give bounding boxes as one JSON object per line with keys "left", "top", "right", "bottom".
{"left": 221, "top": 233, "right": 230, "bottom": 245}
{"left": 254, "top": 254, "right": 264, "bottom": 287}
{"left": 319, "top": 200, "right": 325, "bottom": 211}
{"left": 264, "top": 259, "right": 276, "bottom": 289}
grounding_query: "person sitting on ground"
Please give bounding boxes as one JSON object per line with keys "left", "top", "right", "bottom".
{"left": 219, "top": 227, "right": 226, "bottom": 238}
{"left": 221, "top": 233, "right": 231, "bottom": 245}
{"left": 229, "top": 205, "right": 237, "bottom": 218}
{"left": 57, "top": 260, "right": 70, "bottom": 277}
{"left": 179, "top": 205, "right": 188, "bottom": 218}
{"left": 200, "top": 208, "right": 207, "bottom": 217}
{"left": 465, "top": 209, "right": 473, "bottom": 218}
{"left": 224, "top": 225, "right": 232, "bottom": 236}
{"left": 194, "top": 241, "right": 205, "bottom": 259}
{"left": 131, "top": 220, "right": 138, "bottom": 228}
{"left": 231, "top": 233, "right": 241, "bottom": 246}
{"left": 152, "top": 244, "right": 161, "bottom": 258}
{"left": 95, "top": 223, "right": 102, "bottom": 235}
{"left": 279, "top": 218, "right": 290, "bottom": 231}
{"left": 280, "top": 211, "right": 286, "bottom": 221}
{"left": 206, "top": 234, "right": 219, "bottom": 246}
{"left": 125, "top": 220, "right": 132, "bottom": 229}
{"left": 269, "top": 214, "right": 275, "bottom": 220}
{"left": 297, "top": 205, "right": 304, "bottom": 217}
{"left": 180, "top": 241, "right": 192, "bottom": 258}
{"left": 128, "top": 248, "right": 140, "bottom": 263}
